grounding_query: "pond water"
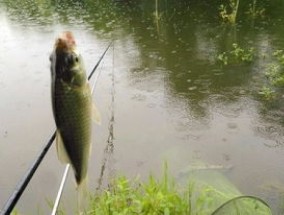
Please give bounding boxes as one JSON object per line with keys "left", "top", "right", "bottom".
{"left": 1, "top": 0, "right": 284, "bottom": 214}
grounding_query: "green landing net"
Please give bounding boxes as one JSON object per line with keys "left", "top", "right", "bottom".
{"left": 188, "top": 170, "right": 272, "bottom": 215}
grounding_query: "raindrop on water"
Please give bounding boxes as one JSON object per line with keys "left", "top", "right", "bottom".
{"left": 188, "top": 86, "right": 197, "bottom": 91}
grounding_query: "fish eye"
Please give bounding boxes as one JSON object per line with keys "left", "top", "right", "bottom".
{"left": 74, "top": 56, "right": 79, "bottom": 62}
{"left": 64, "top": 54, "right": 74, "bottom": 65}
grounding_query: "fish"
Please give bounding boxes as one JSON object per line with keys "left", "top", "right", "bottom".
{"left": 50, "top": 31, "right": 93, "bottom": 187}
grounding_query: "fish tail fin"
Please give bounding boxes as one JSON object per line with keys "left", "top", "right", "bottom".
{"left": 77, "top": 177, "right": 89, "bottom": 214}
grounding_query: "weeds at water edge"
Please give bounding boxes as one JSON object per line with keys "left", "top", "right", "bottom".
{"left": 88, "top": 167, "right": 190, "bottom": 215}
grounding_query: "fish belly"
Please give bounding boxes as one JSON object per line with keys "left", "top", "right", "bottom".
{"left": 53, "top": 80, "right": 92, "bottom": 185}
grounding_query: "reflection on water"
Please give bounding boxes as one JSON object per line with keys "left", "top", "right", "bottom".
{"left": 1, "top": 0, "right": 284, "bottom": 214}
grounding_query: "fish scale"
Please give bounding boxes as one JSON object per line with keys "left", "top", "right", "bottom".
{"left": 53, "top": 81, "right": 92, "bottom": 184}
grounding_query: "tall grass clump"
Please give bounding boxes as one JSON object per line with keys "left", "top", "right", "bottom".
{"left": 88, "top": 168, "right": 190, "bottom": 214}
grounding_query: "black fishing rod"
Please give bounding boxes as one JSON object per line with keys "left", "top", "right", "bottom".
{"left": 88, "top": 42, "right": 113, "bottom": 80}
{"left": 0, "top": 41, "right": 113, "bottom": 215}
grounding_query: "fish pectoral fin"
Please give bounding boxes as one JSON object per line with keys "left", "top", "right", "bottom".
{"left": 92, "top": 102, "right": 101, "bottom": 125}
{"left": 56, "top": 130, "right": 71, "bottom": 164}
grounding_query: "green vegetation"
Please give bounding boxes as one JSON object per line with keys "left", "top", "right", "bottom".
{"left": 259, "top": 50, "right": 284, "bottom": 100}
{"left": 9, "top": 167, "right": 273, "bottom": 214}
{"left": 219, "top": 0, "right": 266, "bottom": 24}
{"left": 217, "top": 43, "right": 255, "bottom": 66}
{"left": 219, "top": 0, "right": 240, "bottom": 24}
{"left": 88, "top": 173, "right": 190, "bottom": 214}
{"left": 246, "top": 0, "right": 265, "bottom": 19}
{"left": 85, "top": 168, "right": 272, "bottom": 215}
{"left": 258, "top": 86, "right": 276, "bottom": 101}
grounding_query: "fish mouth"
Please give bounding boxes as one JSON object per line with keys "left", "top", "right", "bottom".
{"left": 55, "top": 31, "right": 77, "bottom": 53}
{"left": 53, "top": 31, "right": 81, "bottom": 66}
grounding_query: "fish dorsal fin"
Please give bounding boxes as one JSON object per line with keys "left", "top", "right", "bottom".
{"left": 92, "top": 102, "right": 101, "bottom": 125}
{"left": 56, "top": 130, "right": 71, "bottom": 163}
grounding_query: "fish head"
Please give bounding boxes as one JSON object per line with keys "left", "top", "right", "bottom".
{"left": 50, "top": 31, "right": 87, "bottom": 87}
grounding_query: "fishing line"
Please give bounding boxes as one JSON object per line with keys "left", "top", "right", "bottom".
{"left": 107, "top": 43, "right": 116, "bottom": 181}
{"left": 96, "top": 42, "right": 115, "bottom": 192}
{"left": 51, "top": 164, "right": 70, "bottom": 215}
{"left": 0, "top": 42, "right": 113, "bottom": 215}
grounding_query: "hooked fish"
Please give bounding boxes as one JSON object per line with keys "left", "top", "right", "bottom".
{"left": 50, "top": 31, "right": 95, "bottom": 187}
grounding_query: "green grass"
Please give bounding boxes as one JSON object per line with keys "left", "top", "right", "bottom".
{"left": 85, "top": 167, "right": 272, "bottom": 215}
{"left": 10, "top": 165, "right": 271, "bottom": 214}
{"left": 88, "top": 173, "right": 190, "bottom": 215}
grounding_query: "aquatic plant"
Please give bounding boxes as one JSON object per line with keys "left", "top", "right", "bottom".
{"left": 246, "top": 0, "right": 265, "bottom": 19}
{"left": 217, "top": 52, "right": 229, "bottom": 65}
{"left": 220, "top": 0, "right": 265, "bottom": 24}
{"left": 264, "top": 50, "right": 284, "bottom": 87}
{"left": 258, "top": 86, "right": 276, "bottom": 101}
{"left": 231, "top": 43, "right": 255, "bottom": 62}
{"left": 273, "top": 49, "right": 284, "bottom": 65}
{"left": 219, "top": 0, "right": 240, "bottom": 24}
{"left": 217, "top": 43, "right": 255, "bottom": 66}
{"left": 258, "top": 50, "right": 284, "bottom": 100}
{"left": 265, "top": 63, "right": 284, "bottom": 87}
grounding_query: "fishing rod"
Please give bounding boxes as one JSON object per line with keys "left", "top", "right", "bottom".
{"left": 88, "top": 41, "right": 113, "bottom": 81}
{"left": 0, "top": 132, "right": 56, "bottom": 215}
{"left": 0, "top": 41, "right": 113, "bottom": 215}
